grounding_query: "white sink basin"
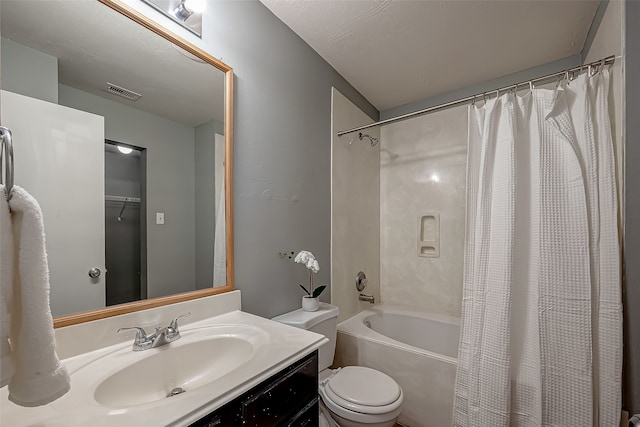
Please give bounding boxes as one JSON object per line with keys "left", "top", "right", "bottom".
{"left": 75, "top": 325, "right": 269, "bottom": 409}
{"left": 0, "top": 306, "right": 330, "bottom": 427}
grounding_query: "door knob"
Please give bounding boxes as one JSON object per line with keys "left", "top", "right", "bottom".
{"left": 88, "top": 267, "right": 101, "bottom": 278}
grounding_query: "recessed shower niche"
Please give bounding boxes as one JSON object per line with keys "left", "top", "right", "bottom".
{"left": 418, "top": 213, "right": 440, "bottom": 258}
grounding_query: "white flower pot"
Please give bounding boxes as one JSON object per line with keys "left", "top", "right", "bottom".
{"left": 302, "top": 296, "right": 320, "bottom": 312}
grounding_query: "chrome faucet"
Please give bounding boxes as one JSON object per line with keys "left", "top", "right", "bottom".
{"left": 359, "top": 294, "right": 375, "bottom": 304}
{"left": 118, "top": 313, "right": 191, "bottom": 351}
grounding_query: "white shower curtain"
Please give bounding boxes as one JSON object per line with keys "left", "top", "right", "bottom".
{"left": 453, "top": 69, "right": 622, "bottom": 427}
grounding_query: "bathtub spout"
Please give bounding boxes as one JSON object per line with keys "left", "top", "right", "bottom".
{"left": 359, "top": 294, "right": 375, "bottom": 304}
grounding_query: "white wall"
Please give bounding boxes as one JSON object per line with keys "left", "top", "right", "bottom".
{"left": 379, "top": 106, "right": 466, "bottom": 317}
{"left": 331, "top": 88, "right": 380, "bottom": 322}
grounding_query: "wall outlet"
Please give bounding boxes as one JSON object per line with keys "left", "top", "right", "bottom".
{"left": 156, "top": 212, "right": 165, "bottom": 225}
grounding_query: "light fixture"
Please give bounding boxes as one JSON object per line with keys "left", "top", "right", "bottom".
{"left": 174, "top": 0, "right": 205, "bottom": 20}
{"left": 117, "top": 145, "right": 133, "bottom": 155}
{"left": 140, "top": 0, "right": 204, "bottom": 37}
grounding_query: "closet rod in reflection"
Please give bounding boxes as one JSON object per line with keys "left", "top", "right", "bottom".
{"left": 337, "top": 54, "right": 616, "bottom": 137}
{"left": 105, "top": 195, "right": 141, "bottom": 203}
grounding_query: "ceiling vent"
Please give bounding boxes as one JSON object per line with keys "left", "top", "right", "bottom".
{"left": 105, "top": 82, "right": 142, "bottom": 101}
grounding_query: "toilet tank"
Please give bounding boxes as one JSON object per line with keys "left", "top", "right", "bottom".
{"left": 272, "top": 303, "right": 340, "bottom": 371}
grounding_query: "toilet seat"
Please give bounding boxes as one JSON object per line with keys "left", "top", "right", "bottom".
{"left": 319, "top": 386, "right": 403, "bottom": 424}
{"left": 319, "top": 366, "right": 403, "bottom": 424}
{"left": 324, "top": 367, "right": 402, "bottom": 414}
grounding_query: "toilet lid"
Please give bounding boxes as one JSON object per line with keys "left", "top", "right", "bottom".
{"left": 326, "top": 366, "right": 401, "bottom": 408}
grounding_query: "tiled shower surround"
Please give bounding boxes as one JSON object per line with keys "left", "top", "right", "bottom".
{"left": 380, "top": 105, "right": 467, "bottom": 317}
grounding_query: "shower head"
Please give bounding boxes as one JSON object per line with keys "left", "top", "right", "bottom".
{"left": 358, "top": 132, "right": 379, "bottom": 147}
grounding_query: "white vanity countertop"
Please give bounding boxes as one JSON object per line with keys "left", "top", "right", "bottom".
{"left": 0, "top": 307, "right": 326, "bottom": 426}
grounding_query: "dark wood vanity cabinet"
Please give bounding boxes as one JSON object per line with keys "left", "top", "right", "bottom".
{"left": 189, "top": 351, "right": 319, "bottom": 427}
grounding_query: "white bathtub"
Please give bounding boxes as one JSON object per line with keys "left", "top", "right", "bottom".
{"left": 334, "top": 306, "right": 459, "bottom": 427}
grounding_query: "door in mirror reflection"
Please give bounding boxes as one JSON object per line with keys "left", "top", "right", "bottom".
{"left": 1, "top": 90, "right": 107, "bottom": 315}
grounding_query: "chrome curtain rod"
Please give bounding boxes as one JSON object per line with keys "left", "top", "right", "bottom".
{"left": 337, "top": 55, "right": 616, "bottom": 137}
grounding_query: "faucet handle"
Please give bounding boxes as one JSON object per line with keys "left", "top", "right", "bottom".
{"left": 117, "top": 326, "right": 147, "bottom": 339}
{"left": 164, "top": 313, "right": 191, "bottom": 343}
{"left": 169, "top": 312, "right": 191, "bottom": 331}
{"left": 117, "top": 326, "right": 153, "bottom": 351}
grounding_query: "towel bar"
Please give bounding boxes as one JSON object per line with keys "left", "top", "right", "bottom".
{"left": 0, "top": 126, "right": 14, "bottom": 200}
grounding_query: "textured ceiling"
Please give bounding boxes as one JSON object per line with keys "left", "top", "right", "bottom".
{"left": 1, "top": 0, "right": 225, "bottom": 127}
{"left": 260, "top": 0, "right": 600, "bottom": 112}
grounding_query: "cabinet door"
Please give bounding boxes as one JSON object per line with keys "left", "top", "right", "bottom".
{"left": 285, "top": 398, "right": 319, "bottom": 427}
{"left": 188, "top": 352, "right": 319, "bottom": 427}
{"left": 240, "top": 353, "right": 318, "bottom": 426}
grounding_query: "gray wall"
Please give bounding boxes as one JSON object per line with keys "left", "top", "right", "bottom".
{"left": 59, "top": 84, "right": 198, "bottom": 299}
{"left": 1, "top": 37, "right": 58, "bottom": 103}
{"left": 624, "top": 0, "right": 640, "bottom": 415}
{"left": 192, "top": 1, "right": 378, "bottom": 318}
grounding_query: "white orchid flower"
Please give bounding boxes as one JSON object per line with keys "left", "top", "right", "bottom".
{"left": 294, "top": 250, "right": 325, "bottom": 300}
{"left": 306, "top": 258, "right": 319, "bottom": 273}
{"left": 294, "top": 250, "right": 314, "bottom": 265}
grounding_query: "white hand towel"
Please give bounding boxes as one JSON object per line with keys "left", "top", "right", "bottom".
{"left": 0, "top": 185, "right": 15, "bottom": 387}
{"left": 7, "top": 186, "right": 70, "bottom": 406}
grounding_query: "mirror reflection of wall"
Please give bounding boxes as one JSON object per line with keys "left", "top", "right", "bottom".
{"left": 0, "top": 0, "right": 227, "bottom": 318}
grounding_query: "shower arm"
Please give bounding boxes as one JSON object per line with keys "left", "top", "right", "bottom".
{"left": 358, "top": 132, "right": 379, "bottom": 147}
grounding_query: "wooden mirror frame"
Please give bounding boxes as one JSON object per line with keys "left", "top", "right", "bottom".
{"left": 54, "top": 0, "right": 234, "bottom": 328}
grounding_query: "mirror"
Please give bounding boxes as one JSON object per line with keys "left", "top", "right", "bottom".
{"left": 0, "top": 0, "right": 234, "bottom": 327}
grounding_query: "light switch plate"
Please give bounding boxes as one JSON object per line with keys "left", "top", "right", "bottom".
{"left": 156, "top": 212, "right": 165, "bottom": 225}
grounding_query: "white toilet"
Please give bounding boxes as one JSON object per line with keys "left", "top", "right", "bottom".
{"left": 273, "top": 303, "right": 403, "bottom": 427}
